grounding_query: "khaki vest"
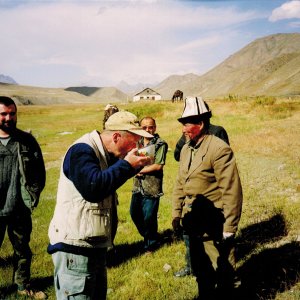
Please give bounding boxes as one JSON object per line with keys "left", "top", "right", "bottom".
{"left": 48, "top": 130, "right": 117, "bottom": 248}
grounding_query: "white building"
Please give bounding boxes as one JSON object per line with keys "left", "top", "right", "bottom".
{"left": 133, "top": 88, "right": 162, "bottom": 102}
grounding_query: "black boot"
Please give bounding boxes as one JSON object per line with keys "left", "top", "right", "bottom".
{"left": 173, "top": 266, "right": 192, "bottom": 277}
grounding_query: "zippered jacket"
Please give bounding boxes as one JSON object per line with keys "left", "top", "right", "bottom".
{"left": 14, "top": 128, "right": 46, "bottom": 210}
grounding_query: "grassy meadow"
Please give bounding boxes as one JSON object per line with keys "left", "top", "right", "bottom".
{"left": 0, "top": 97, "right": 299, "bottom": 299}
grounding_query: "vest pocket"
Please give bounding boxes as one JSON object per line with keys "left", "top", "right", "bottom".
{"left": 82, "top": 207, "right": 111, "bottom": 242}
{"left": 57, "top": 273, "right": 85, "bottom": 296}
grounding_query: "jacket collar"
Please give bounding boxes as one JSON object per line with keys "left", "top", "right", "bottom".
{"left": 186, "top": 135, "right": 212, "bottom": 176}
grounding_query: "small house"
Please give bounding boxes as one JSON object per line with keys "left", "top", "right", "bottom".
{"left": 133, "top": 88, "right": 161, "bottom": 102}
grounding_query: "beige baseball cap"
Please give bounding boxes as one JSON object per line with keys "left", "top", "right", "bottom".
{"left": 105, "top": 111, "right": 153, "bottom": 138}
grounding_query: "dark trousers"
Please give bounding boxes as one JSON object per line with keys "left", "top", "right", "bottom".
{"left": 0, "top": 211, "right": 32, "bottom": 289}
{"left": 130, "top": 192, "right": 160, "bottom": 251}
{"left": 189, "top": 236, "right": 236, "bottom": 300}
{"left": 183, "top": 233, "right": 192, "bottom": 270}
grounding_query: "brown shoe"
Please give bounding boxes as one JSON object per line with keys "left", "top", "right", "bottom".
{"left": 17, "top": 288, "right": 47, "bottom": 299}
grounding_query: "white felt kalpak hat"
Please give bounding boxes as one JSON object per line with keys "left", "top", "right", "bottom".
{"left": 178, "top": 96, "right": 212, "bottom": 124}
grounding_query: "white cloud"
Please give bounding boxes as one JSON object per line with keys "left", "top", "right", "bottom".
{"left": 269, "top": 0, "right": 300, "bottom": 22}
{"left": 289, "top": 20, "right": 300, "bottom": 26}
{"left": 0, "top": 1, "right": 292, "bottom": 87}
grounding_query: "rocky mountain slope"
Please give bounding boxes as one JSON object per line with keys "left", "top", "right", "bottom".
{"left": 0, "top": 83, "right": 127, "bottom": 105}
{"left": 0, "top": 74, "right": 17, "bottom": 85}
{"left": 65, "top": 86, "right": 128, "bottom": 101}
{"left": 155, "top": 33, "right": 300, "bottom": 99}
{"left": 1, "top": 33, "right": 299, "bottom": 105}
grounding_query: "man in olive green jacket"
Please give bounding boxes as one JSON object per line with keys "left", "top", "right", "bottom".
{"left": 172, "top": 96, "right": 243, "bottom": 300}
{"left": 0, "top": 96, "right": 46, "bottom": 299}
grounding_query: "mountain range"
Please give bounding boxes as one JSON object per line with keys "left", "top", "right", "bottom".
{"left": 155, "top": 32, "right": 300, "bottom": 99}
{"left": 0, "top": 32, "right": 299, "bottom": 105}
{"left": 0, "top": 74, "right": 18, "bottom": 85}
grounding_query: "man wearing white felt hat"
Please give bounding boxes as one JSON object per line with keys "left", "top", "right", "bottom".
{"left": 173, "top": 97, "right": 230, "bottom": 278}
{"left": 178, "top": 96, "right": 212, "bottom": 123}
{"left": 172, "top": 96, "right": 243, "bottom": 299}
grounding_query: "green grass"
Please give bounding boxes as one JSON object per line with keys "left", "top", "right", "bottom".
{"left": 0, "top": 99, "right": 299, "bottom": 299}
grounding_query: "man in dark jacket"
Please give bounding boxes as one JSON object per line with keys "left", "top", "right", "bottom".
{"left": 0, "top": 96, "right": 46, "bottom": 299}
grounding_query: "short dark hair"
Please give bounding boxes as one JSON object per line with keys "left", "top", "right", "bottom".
{"left": 140, "top": 116, "right": 156, "bottom": 125}
{"left": 0, "top": 96, "right": 16, "bottom": 109}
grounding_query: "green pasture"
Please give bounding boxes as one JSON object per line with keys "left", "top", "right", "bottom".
{"left": 0, "top": 98, "right": 299, "bottom": 299}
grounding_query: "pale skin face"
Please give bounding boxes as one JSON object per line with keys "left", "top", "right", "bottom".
{"left": 137, "top": 117, "right": 164, "bottom": 175}
{"left": 0, "top": 103, "right": 17, "bottom": 137}
{"left": 112, "top": 131, "right": 140, "bottom": 159}
{"left": 140, "top": 117, "right": 156, "bottom": 144}
{"left": 100, "top": 130, "right": 151, "bottom": 170}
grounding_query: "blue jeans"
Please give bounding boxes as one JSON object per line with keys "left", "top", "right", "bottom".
{"left": 130, "top": 192, "right": 160, "bottom": 251}
{"left": 52, "top": 250, "right": 107, "bottom": 300}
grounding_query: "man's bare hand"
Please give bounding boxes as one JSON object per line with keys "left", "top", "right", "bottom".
{"left": 124, "top": 148, "right": 151, "bottom": 169}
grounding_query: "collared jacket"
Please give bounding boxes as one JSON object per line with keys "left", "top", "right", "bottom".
{"left": 15, "top": 128, "right": 46, "bottom": 211}
{"left": 174, "top": 124, "right": 229, "bottom": 162}
{"left": 48, "top": 130, "right": 136, "bottom": 250}
{"left": 172, "top": 134, "right": 243, "bottom": 234}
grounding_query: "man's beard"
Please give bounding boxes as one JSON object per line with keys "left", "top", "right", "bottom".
{"left": 0, "top": 120, "right": 17, "bottom": 135}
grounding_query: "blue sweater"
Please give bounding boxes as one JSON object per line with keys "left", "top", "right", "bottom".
{"left": 48, "top": 142, "right": 136, "bottom": 255}
{"left": 63, "top": 143, "right": 136, "bottom": 202}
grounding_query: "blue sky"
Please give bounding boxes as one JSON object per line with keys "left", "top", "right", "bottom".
{"left": 0, "top": 0, "right": 300, "bottom": 88}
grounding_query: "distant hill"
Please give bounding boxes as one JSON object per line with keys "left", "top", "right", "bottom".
{"left": 0, "top": 83, "right": 127, "bottom": 105}
{"left": 65, "top": 86, "right": 100, "bottom": 96}
{"left": 155, "top": 33, "right": 300, "bottom": 98}
{"left": 1, "top": 33, "right": 299, "bottom": 105}
{"left": 116, "top": 81, "right": 158, "bottom": 95}
{"left": 65, "top": 86, "right": 128, "bottom": 102}
{"left": 155, "top": 73, "right": 199, "bottom": 99}
{"left": 0, "top": 74, "right": 18, "bottom": 84}
{"left": 0, "top": 83, "right": 128, "bottom": 105}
